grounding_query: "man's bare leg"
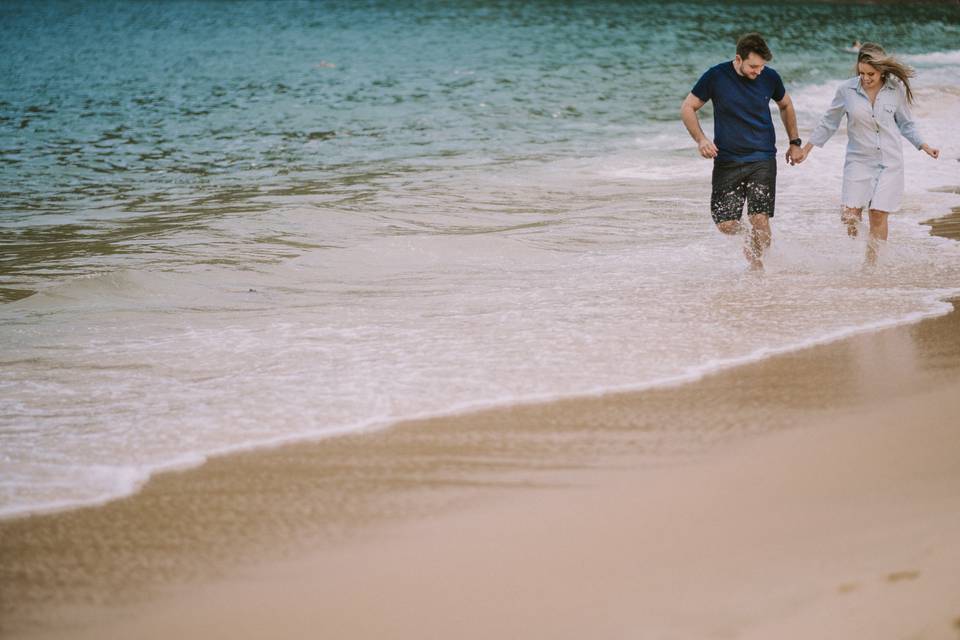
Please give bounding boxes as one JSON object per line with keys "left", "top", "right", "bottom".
{"left": 716, "top": 220, "right": 742, "bottom": 236}
{"left": 746, "top": 213, "right": 771, "bottom": 270}
{"left": 716, "top": 219, "right": 749, "bottom": 267}
{"left": 716, "top": 215, "right": 769, "bottom": 270}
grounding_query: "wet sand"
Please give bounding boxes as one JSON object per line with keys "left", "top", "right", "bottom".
{"left": 3, "top": 217, "right": 960, "bottom": 639}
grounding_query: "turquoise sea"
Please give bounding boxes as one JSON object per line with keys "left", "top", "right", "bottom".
{"left": 2, "top": 1, "right": 960, "bottom": 517}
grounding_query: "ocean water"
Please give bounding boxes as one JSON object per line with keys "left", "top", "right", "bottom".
{"left": 2, "top": 1, "right": 959, "bottom": 518}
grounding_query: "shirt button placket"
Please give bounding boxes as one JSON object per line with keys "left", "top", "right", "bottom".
{"left": 873, "top": 106, "right": 880, "bottom": 150}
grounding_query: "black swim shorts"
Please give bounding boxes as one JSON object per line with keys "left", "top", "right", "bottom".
{"left": 710, "top": 158, "right": 777, "bottom": 224}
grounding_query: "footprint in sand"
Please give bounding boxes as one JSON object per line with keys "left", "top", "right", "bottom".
{"left": 837, "top": 582, "right": 860, "bottom": 594}
{"left": 886, "top": 570, "right": 921, "bottom": 583}
{"left": 838, "top": 570, "right": 921, "bottom": 595}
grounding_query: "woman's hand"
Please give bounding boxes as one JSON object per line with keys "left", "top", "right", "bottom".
{"left": 788, "top": 142, "right": 814, "bottom": 165}
{"left": 920, "top": 143, "right": 940, "bottom": 159}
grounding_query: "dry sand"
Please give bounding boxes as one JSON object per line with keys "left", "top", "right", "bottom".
{"left": 3, "top": 217, "right": 960, "bottom": 639}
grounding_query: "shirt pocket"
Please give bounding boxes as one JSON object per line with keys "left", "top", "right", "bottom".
{"left": 880, "top": 103, "right": 897, "bottom": 125}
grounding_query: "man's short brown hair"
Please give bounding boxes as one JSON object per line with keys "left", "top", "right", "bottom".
{"left": 736, "top": 32, "right": 772, "bottom": 62}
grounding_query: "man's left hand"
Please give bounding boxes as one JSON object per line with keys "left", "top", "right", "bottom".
{"left": 786, "top": 145, "right": 804, "bottom": 165}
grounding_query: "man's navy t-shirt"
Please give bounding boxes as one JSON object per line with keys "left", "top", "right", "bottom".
{"left": 691, "top": 61, "right": 786, "bottom": 163}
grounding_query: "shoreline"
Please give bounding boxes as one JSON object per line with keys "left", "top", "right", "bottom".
{"left": 3, "top": 289, "right": 957, "bottom": 525}
{"left": 3, "top": 214, "right": 960, "bottom": 638}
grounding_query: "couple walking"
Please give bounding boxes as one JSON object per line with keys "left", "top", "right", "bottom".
{"left": 680, "top": 33, "right": 940, "bottom": 269}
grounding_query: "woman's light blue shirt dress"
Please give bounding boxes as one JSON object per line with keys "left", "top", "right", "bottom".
{"left": 809, "top": 76, "right": 926, "bottom": 213}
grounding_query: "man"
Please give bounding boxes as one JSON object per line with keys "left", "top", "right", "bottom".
{"left": 681, "top": 32, "right": 803, "bottom": 270}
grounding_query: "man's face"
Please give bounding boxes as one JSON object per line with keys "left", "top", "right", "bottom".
{"left": 736, "top": 52, "right": 766, "bottom": 80}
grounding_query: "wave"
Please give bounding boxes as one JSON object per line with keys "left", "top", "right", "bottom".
{"left": 8, "top": 268, "right": 262, "bottom": 314}
{"left": 904, "top": 49, "right": 960, "bottom": 65}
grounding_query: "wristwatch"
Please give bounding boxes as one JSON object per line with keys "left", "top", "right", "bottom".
{"left": 789, "top": 138, "right": 802, "bottom": 146}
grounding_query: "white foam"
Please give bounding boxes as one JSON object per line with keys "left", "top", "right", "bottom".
{"left": 4, "top": 287, "right": 957, "bottom": 522}
{"left": 904, "top": 49, "right": 960, "bottom": 65}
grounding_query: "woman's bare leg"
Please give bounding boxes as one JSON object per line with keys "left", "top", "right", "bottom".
{"left": 866, "top": 209, "right": 889, "bottom": 265}
{"left": 841, "top": 206, "right": 863, "bottom": 238}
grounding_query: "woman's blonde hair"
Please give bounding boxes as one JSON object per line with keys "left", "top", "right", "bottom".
{"left": 856, "top": 42, "right": 917, "bottom": 104}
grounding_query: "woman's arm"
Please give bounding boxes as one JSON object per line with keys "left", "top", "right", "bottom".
{"left": 919, "top": 143, "right": 940, "bottom": 159}
{"left": 808, "top": 85, "right": 847, "bottom": 148}
{"left": 893, "top": 84, "right": 927, "bottom": 151}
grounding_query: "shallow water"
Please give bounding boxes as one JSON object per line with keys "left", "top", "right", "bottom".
{"left": 2, "top": 1, "right": 959, "bottom": 517}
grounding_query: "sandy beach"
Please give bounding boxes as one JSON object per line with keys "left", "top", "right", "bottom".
{"left": 2, "top": 214, "right": 960, "bottom": 639}
{"left": 4, "top": 2, "right": 960, "bottom": 637}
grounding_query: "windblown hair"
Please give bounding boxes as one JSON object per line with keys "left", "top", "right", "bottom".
{"left": 857, "top": 42, "right": 916, "bottom": 104}
{"left": 736, "top": 33, "right": 772, "bottom": 62}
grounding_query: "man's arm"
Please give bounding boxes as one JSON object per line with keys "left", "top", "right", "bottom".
{"left": 776, "top": 93, "right": 803, "bottom": 165}
{"left": 680, "top": 93, "right": 718, "bottom": 159}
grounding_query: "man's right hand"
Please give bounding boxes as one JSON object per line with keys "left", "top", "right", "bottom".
{"left": 697, "top": 138, "right": 718, "bottom": 159}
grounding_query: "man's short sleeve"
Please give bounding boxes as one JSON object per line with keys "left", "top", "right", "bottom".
{"left": 691, "top": 68, "right": 713, "bottom": 102}
{"left": 770, "top": 69, "right": 786, "bottom": 102}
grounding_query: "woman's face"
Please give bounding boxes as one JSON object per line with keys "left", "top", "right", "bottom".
{"left": 858, "top": 62, "right": 882, "bottom": 90}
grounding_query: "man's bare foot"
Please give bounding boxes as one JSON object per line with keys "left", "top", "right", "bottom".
{"left": 743, "top": 246, "right": 764, "bottom": 271}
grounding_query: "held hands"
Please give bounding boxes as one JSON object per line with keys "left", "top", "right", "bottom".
{"left": 921, "top": 143, "right": 940, "bottom": 159}
{"left": 787, "top": 142, "right": 814, "bottom": 166}
{"left": 786, "top": 145, "right": 805, "bottom": 166}
{"left": 697, "top": 138, "right": 718, "bottom": 159}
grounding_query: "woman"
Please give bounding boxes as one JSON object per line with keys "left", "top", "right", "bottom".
{"left": 798, "top": 43, "right": 940, "bottom": 264}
